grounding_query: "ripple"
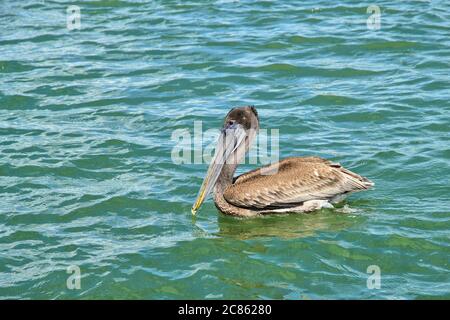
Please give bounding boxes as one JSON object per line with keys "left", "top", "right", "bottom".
{"left": 0, "top": 0, "right": 449, "bottom": 300}
{"left": 301, "top": 94, "right": 365, "bottom": 106}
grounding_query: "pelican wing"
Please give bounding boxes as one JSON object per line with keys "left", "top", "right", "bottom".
{"left": 223, "top": 157, "right": 373, "bottom": 210}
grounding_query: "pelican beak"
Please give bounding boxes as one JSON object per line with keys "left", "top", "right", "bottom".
{"left": 191, "top": 122, "right": 247, "bottom": 215}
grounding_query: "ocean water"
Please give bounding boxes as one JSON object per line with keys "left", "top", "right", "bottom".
{"left": 0, "top": 0, "right": 449, "bottom": 299}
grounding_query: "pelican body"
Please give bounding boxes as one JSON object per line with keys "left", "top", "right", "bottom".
{"left": 192, "top": 106, "right": 373, "bottom": 217}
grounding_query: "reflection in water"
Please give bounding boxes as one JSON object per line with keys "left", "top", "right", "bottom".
{"left": 215, "top": 207, "right": 364, "bottom": 240}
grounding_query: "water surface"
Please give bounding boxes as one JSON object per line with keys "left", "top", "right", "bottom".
{"left": 0, "top": 0, "right": 449, "bottom": 299}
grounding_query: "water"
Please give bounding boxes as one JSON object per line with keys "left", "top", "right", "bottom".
{"left": 0, "top": 0, "right": 449, "bottom": 299}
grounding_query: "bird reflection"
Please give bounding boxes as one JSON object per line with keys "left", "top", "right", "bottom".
{"left": 215, "top": 206, "right": 362, "bottom": 240}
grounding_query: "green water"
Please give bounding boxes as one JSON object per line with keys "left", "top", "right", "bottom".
{"left": 1, "top": 0, "right": 449, "bottom": 299}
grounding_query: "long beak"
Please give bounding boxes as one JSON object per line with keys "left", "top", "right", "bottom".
{"left": 191, "top": 123, "right": 247, "bottom": 215}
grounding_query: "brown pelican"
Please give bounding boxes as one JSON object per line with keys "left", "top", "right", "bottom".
{"left": 192, "top": 106, "right": 373, "bottom": 217}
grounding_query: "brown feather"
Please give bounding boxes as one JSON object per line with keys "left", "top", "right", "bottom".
{"left": 223, "top": 157, "right": 373, "bottom": 210}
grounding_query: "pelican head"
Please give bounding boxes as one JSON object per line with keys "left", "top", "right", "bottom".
{"left": 191, "top": 106, "right": 259, "bottom": 215}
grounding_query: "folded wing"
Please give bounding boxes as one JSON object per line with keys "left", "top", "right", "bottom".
{"left": 223, "top": 157, "right": 373, "bottom": 210}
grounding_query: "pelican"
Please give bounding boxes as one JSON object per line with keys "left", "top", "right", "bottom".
{"left": 192, "top": 106, "right": 373, "bottom": 217}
